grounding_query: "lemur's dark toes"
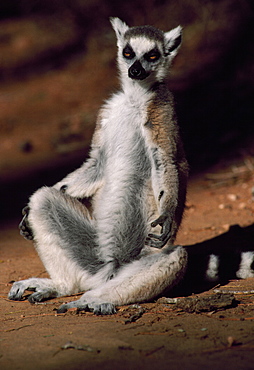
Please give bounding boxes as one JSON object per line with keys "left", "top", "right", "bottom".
{"left": 20, "top": 230, "right": 34, "bottom": 240}
{"left": 56, "top": 304, "right": 68, "bottom": 314}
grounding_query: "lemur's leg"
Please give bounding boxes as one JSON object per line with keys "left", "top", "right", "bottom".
{"left": 94, "top": 179, "right": 151, "bottom": 265}
{"left": 58, "top": 245, "right": 187, "bottom": 315}
{"left": 8, "top": 187, "right": 106, "bottom": 303}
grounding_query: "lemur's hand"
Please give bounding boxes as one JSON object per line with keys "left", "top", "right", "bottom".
{"left": 19, "top": 206, "right": 34, "bottom": 240}
{"left": 145, "top": 214, "right": 171, "bottom": 249}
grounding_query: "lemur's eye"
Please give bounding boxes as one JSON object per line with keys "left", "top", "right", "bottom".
{"left": 145, "top": 49, "right": 161, "bottom": 62}
{"left": 149, "top": 55, "right": 158, "bottom": 60}
{"left": 123, "top": 45, "right": 135, "bottom": 59}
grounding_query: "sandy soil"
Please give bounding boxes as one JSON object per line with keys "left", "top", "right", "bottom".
{"left": 1, "top": 163, "right": 254, "bottom": 370}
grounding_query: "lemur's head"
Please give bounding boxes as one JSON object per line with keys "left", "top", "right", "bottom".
{"left": 110, "top": 17, "right": 182, "bottom": 85}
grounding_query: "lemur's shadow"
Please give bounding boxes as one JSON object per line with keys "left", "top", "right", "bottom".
{"left": 169, "top": 223, "right": 254, "bottom": 297}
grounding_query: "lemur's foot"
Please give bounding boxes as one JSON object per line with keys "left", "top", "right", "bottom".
{"left": 57, "top": 300, "right": 116, "bottom": 315}
{"left": 8, "top": 279, "right": 57, "bottom": 302}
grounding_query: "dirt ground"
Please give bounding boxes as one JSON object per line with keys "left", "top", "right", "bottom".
{"left": 1, "top": 163, "right": 254, "bottom": 370}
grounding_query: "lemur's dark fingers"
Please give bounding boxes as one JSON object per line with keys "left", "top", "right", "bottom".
{"left": 147, "top": 232, "right": 167, "bottom": 241}
{"left": 146, "top": 217, "right": 171, "bottom": 248}
{"left": 150, "top": 214, "right": 168, "bottom": 228}
{"left": 150, "top": 215, "right": 171, "bottom": 237}
{"left": 145, "top": 237, "right": 168, "bottom": 249}
{"left": 145, "top": 232, "right": 171, "bottom": 248}
{"left": 146, "top": 228, "right": 171, "bottom": 242}
{"left": 161, "top": 218, "right": 171, "bottom": 239}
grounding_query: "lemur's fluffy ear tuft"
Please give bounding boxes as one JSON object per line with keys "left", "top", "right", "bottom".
{"left": 164, "top": 25, "right": 182, "bottom": 55}
{"left": 110, "top": 17, "right": 129, "bottom": 46}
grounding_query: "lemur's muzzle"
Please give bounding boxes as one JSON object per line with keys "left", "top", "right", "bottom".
{"left": 128, "top": 61, "right": 149, "bottom": 80}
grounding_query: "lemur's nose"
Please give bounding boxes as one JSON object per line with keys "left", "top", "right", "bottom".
{"left": 128, "top": 61, "right": 148, "bottom": 80}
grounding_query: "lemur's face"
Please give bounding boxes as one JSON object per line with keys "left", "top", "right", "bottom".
{"left": 111, "top": 18, "right": 182, "bottom": 84}
{"left": 122, "top": 37, "right": 165, "bottom": 81}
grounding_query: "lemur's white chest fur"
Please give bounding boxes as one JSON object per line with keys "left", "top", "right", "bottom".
{"left": 102, "top": 93, "right": 146, "bottom": 142}
{"left": 100, "top": 89, "right": 152, "bottom": 166}
{"left": 93, "top": 88, "right": 156, "bottom": 245}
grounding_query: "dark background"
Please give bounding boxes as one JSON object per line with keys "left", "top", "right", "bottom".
{"left": 0, "top": 0, "right": 253, "bottom": 219}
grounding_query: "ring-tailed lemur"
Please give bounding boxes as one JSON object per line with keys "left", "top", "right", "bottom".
{"left": 8, "top": 18, "right": 189, "bottom": 315}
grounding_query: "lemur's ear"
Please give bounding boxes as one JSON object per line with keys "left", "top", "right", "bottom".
{"left": 110, "top": 17, "right": 129, "bottom": 46}
{"left": 164, "top": 26, "right": 182, "bottom": 55}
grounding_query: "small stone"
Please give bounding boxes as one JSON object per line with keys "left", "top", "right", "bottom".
{"left": 219, "top": 204, "right": 232, "bottom": 210}
{"left": 227, "top": 336, "right": 236, "bottom": 347}
{"left": 227, "top": 194, "right": 238, "bottom": 201}
{"left": 238, "top": 202, "right": 246, "bottom": 210}
{"left": 222, "top": 224, "right": 230, "bottom": 231}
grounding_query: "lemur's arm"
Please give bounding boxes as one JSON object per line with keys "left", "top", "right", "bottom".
{"left": 54, "top": 146, "right": 105, "bottom": 198}
{"left": 145, "top": 99, "right": 188, "bottom": 249}
{"left": 19, "top": 120, "right": 105, "bottom": 241}
{"left": 54, "top": 118, "right": 105, "bottom": 199}
{"left": 19, "top": 115, "right": 105, "bottom": 241}
{"left": 146, "top": 147, "right": 180, "bottom": 248}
